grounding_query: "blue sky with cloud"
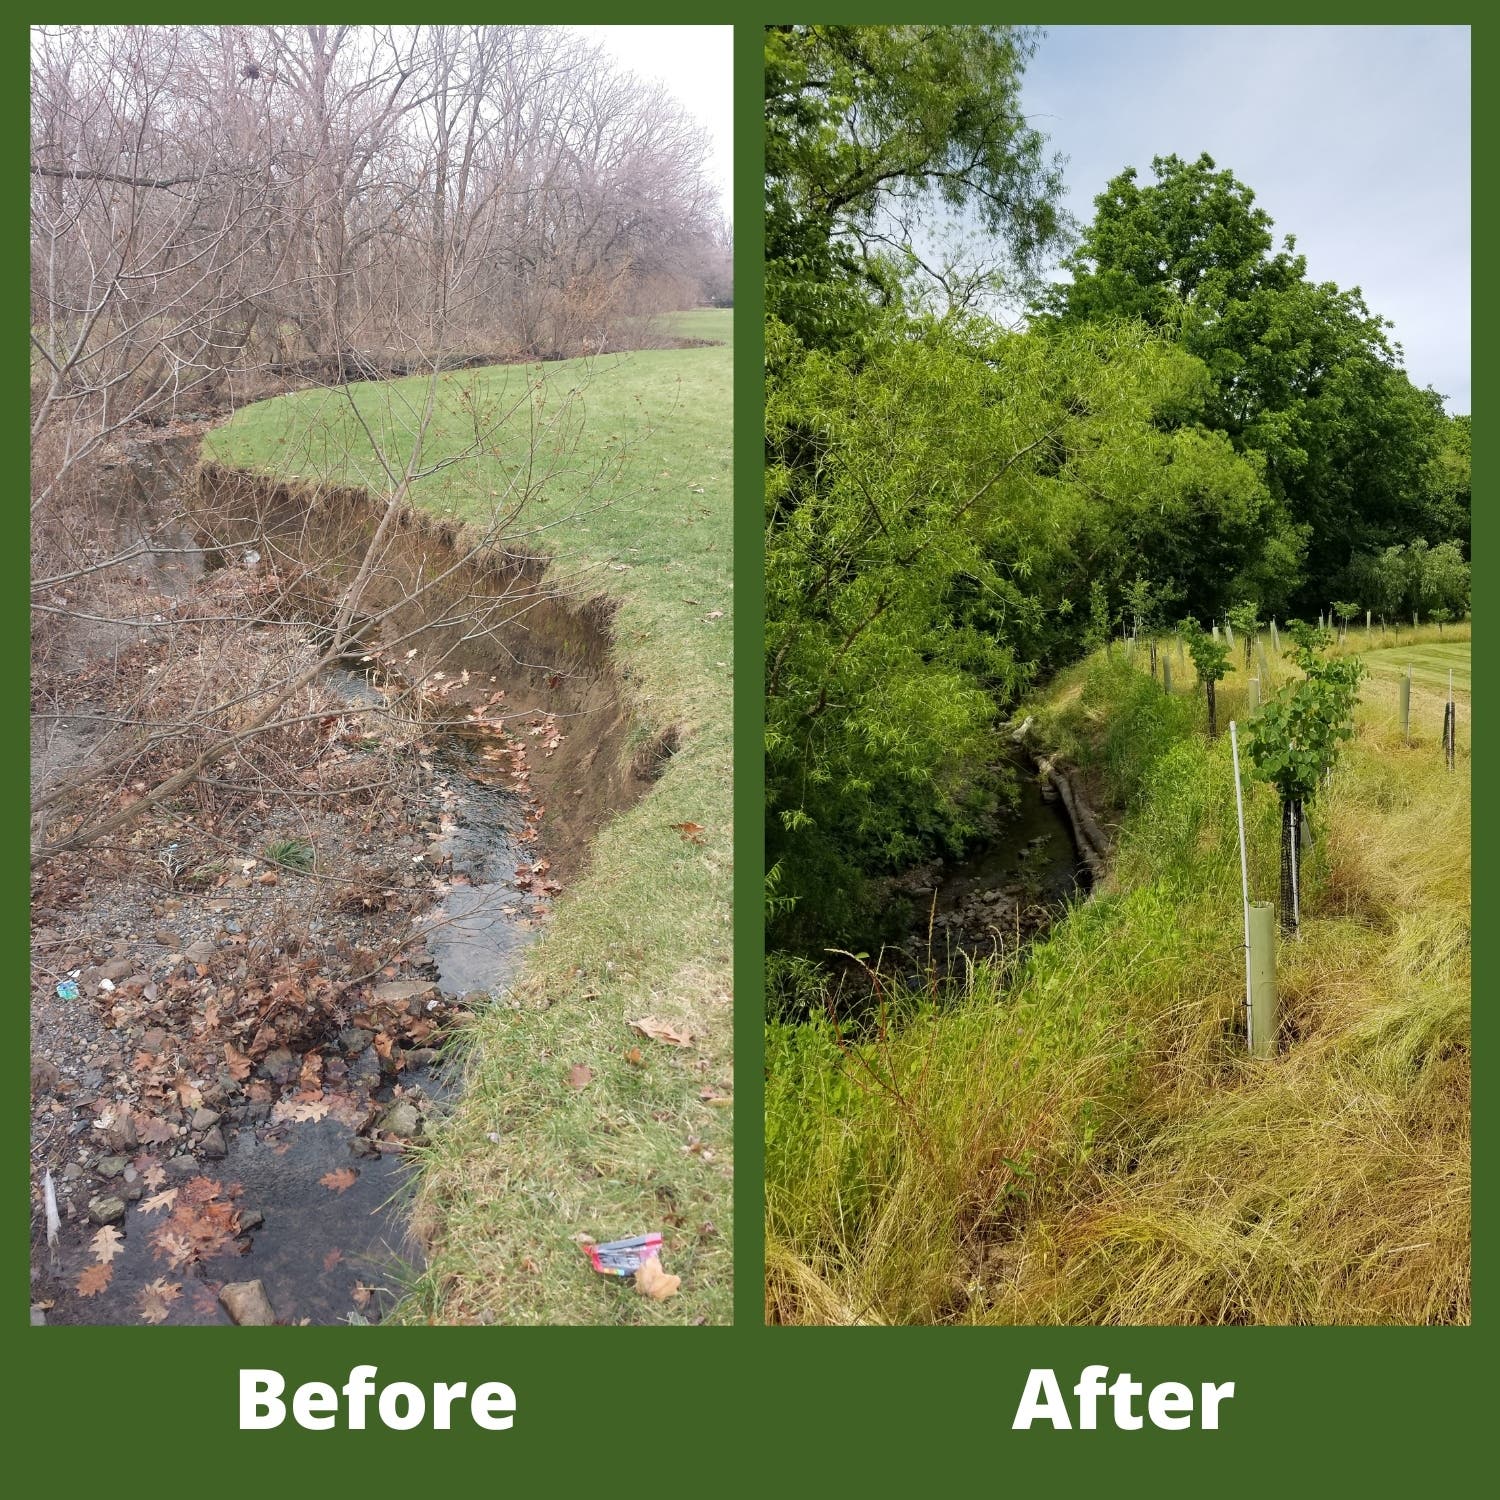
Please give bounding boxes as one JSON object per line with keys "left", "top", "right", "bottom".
{"left": 1023, "top": 25, "right": 1470, "bottom": 412}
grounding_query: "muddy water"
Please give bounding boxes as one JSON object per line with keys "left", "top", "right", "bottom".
{"left": 35, "top": 428, "right": 642, "bottom": 1325}
{"left": 867, "top": 756, "right": 1087, "bottom": 994}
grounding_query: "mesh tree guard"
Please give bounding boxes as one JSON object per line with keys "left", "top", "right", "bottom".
{"left": 1279, "top": 796, "right": 1303, "bottom": 935}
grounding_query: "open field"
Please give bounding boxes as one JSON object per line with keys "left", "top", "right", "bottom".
{"left": 767, "top": 640, "right": 1470, "bottom": 1325}
{"left": 1358, "top": 639, "right": 1470, "bottom": 695}
{"left": 204, "top": 309, "right": 733, "bottom": 1323}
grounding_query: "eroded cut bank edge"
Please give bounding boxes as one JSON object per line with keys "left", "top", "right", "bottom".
{"left": 189, "top": 459, "right": 733, "bottom": 1324}
{"left": 191, "top": 461, "right": 670, "bottom": 888}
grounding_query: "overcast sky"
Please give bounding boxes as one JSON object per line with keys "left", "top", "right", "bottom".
{"left": 570, "top": 25, "right": 732, "bottom": 218}
{"left": 1022, "top": 25, "right": 1471, "bottom": 412}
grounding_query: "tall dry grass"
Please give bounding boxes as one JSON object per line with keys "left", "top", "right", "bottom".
{"left": 766, "top": 645, "right": 1470, "bottom": 1326}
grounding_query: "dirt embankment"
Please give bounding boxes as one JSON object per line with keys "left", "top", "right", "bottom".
{"left": 190, "top": 462, "right": 671, "bottom": 887}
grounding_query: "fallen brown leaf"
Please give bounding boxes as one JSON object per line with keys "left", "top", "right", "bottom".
{"left": 320, "top": 1168, "right": 358, "bottom": 1195}
{"left": 90, "top": 1225, "right": 125, "bottom": 1263}
{"left": 137, "top": 1277, "right": 182, "bottom": 1324}
{"left": 139, "top": 1189, "right": 178, "bottom": 1216}
{"left": 624, "top": 1047, "right": 644, "bottom": 1066}
{"left": 76, "top": 1262, "right": 113, "bottom": 1297}
{"left": 323, "top": 1248, "right": 345, "bottom": 1272}
{"left": 566, "top": 1063, "right": 594, "bottom": 1090}
{"left": 668, "top": 821, "right": 706, "bottom": 845}
{"left": 635, "top": 1255, "right": 681, "bottom": 1302}
{"left": 628, "top": 1015, "right": 694, "bottom": 1047}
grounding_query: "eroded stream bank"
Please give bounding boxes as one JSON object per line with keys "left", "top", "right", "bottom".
{"left": 32, "top": 427, "right": 653, "bottom": 1324}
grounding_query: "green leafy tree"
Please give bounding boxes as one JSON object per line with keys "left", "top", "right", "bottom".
{"left": 1122, "top": 574, "right": 1162, "bottom": 675}
{"left": 1186, "top": 628, "right": 1232, "bottom": 738}
{"left": 1248, "top": 645, "right": 1365, "bottom": 932}
{"left": 765, "top": 25, "right": 1068, "bottom": 346}
{"left": 1038, "top": 152, "right": 1449, "bottom": 607}
{"left": 1283, "top": 617, "right": 1332, "bottom": 654}
{"left": 1419, "top": 540, "right": 1470, "bottom": 617}
{"left": 1083, "top": 577, "right": 1112, "bottom": 654}
{"left": 765, "top": 313, "right": 1266, "bottom": 949}
{"left": 1419, "top": 412, "right": 1470, "bottom": 554}
{"left": 1226, "top": 599, "right": 1261, "bottom": 664}
{"left": 1330, "top": 600, "right": 1360, "bottom": 641}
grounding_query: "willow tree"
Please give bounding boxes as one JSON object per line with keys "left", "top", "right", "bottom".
{"left": 765, "top": 24, "right": 1068, "bottom": 343}
{"left": 766, "top": 314, "right": 1267, "bottom": 952}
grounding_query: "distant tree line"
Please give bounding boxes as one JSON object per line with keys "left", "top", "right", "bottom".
{"left": 31, "top": 24, "right": 730, "bottom": 436}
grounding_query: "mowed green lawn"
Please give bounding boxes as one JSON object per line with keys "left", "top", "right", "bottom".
{"left": 204, "top": 309, "right": 734, "bottom": 1324}
{"left": 1359, "top": 639, "right": 1470, "bottom": 696}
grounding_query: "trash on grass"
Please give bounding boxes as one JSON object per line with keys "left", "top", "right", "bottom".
{"left": 585, "top": 1233, "right": 664, "bottom": 1277}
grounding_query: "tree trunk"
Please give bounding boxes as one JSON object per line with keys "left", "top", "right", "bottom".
{"left": 1205, "top": 678, "right": 1217, "bottom": 738}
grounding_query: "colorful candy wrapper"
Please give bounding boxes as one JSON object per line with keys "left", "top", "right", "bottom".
{"left": 585, "top": 1233, "right": 664, "bottom": 1277}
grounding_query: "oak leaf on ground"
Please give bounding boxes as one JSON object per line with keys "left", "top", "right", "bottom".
{"left": 76, "top": 1262, "right": 113, "bottom": 1297}
{"left": 138, "top": 1278, "right": 182, "bottom": 1324}
{"left": 90, "top": 1225, "right": 125, "bottom": 1263}
{"left": 320, "top": 1168, "right": 358, "bottom": 1194}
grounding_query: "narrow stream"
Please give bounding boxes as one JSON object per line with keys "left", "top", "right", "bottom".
{"left": 34, "top": 430, "right": 555, "bottom": 1325}
{"left": 919, "top": 762, "right": 1087, "bottom": 957}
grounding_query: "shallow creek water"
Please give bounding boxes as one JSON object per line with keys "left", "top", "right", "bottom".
{"left": 36, "top": 437, "right": 554, "bottom": 1325}
{"left": 827, "top": 758, "right": 1089, "bottom": 1014}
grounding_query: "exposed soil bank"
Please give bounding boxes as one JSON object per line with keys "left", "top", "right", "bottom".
{"left": 191, "top": 461, "right": 665, "bottom": 887}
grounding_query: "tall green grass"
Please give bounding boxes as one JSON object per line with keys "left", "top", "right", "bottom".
{"left": 766, "top": 645, "right": 1469, "bottom": 1325}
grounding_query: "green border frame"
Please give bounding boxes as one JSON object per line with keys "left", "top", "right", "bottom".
{"left": 14, "top": 9, "right": 1490, "bottom": 1487}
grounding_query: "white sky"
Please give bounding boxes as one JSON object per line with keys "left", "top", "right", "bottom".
{"left": 569, "top": 25, "right": 732, "bottom": 218}
{"left": 1024, "top": 25, "right": 1471, "bottom": 413}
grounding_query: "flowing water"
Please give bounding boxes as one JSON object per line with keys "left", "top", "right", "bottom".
{"left": 35, "top": 431, "right": 563, "bottom": 1324}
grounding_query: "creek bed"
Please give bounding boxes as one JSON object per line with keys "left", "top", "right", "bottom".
{"left": 31, "top": 425, "right": 617, "bottom": 1326}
